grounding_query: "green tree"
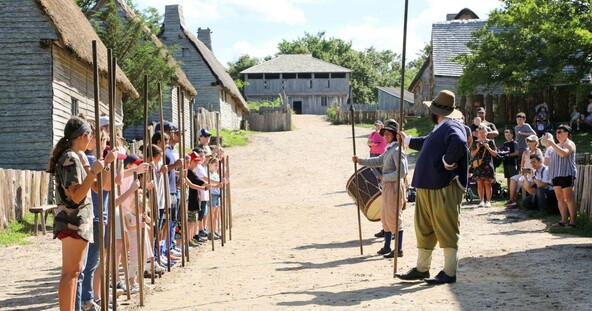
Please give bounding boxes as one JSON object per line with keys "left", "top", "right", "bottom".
{"left": 456, "top": 0, "right": 592, "bottom": 95}
{"left": 227, "top": 54, "right": 261, "bottom": 93}
{"left": 406, "top": 43, "right": 431, "bottom": 88}
{"left": 87, "top": 0, "right": 178, "bottom": 126}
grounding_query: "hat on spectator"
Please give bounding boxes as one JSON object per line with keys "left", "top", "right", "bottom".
{"left": 154, "top": 121, "right": 178, "bottom": 132}
{"left": 423, "top": 90, "right": 463, "bottom": 119}
{"left": 199, "top": 128, "right": 211, "bottom": 137}
{"left": 99, "top": 116, "right": 123, "bottom": 128}
{"left": 123, "top": 154, "right": 143, "bottom": 167}
{"left": 476, "top": 107, "right": 486, "bottom": 113}
{"left": 187, "top": 151, "right": 203, "bottom": 162}
{"left": 526, "top": 134, "right": 538, "bottom": 142}
{"left": 379, "top": 123, "right": 398, "bottom": 136}
{"left": 556, "top": 124, "right": 572, "bottom": 134}
{"left": 374, "top": 120, "right": 383, "bottom": 126}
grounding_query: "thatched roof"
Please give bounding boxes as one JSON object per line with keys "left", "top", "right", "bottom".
{"left": 88, "top": 0, "right": 197, "bottom": 96}
{"left": 179, "top": 28, "right": 249, "bottom": 111}
{"left": 36, "top": 0, "right": 139, "bottom": 98}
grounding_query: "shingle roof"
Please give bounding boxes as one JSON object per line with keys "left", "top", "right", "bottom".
{"left": 36, "top": 0, "right": 138, "bottom": 98}
{"left": 180, "top": 28, "right": 248, "bottom": 111}
{"left": 241, "top": 54, "right": 352, "bottom": 74}
{"left": 432, "top": 19, "right": 486, "bottom": 77}
{"left": 88, "top": 0, "right": 197, "bottom": 96}
{"left": 377, "top": 87, "right": 414, "bottom": 103}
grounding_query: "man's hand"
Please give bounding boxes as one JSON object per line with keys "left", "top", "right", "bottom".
{"left": 352, "top": 155, "right": 359, "bottom": 163}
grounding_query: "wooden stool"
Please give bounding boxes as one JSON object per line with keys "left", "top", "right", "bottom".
{"left": 28, "top": 205, "right": 57, "bottom": 235}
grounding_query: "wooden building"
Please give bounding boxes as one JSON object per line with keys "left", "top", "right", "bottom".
{"left": 241, "top": 54, "right": 352, "bottom": 115}
{"left": 87, "top": 0, "right": 197, "bottom": 147}
{"left": 376, "top": 87, "right": 414, "bottom": 110}
{"left": 159, "top": 5, "right": 248, "bottom": 130}
{"left": 0, "top": 0, "right": 138, "bottom": 170}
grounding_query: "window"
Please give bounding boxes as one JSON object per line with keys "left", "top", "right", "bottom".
{"left": 315, "top": 73, "right": 329, "bottom": 79}
{"left": 309, "top": 80, "right": 312, "bottom": 89}
{"left": 248, "top": 74, "right": 263, "bottom": 79}
{"left": 71, "top": 97, "right": 79, "bottom": 116}
{"left": 264, "top": 80, "right": 268, "bottom": 89}
{"left": 281, "top": 80, "right": 285, "bottom": 89}
{"left": 331, "top": 73, "right": 346, "bottom": 79}
{"left": 265, "top": 73, "right": 280, "bottom": 79}
{"left": 299, "top": 73, "right": 312, "bottom": 79}
{"left": 326, "top": 80, "right": 330, "bottom": 88}
{"left": 321, "top": 97, "right": 328, "bottom": 107}
{"left": 283, "top": 73, "right": 296, "bottom": 79}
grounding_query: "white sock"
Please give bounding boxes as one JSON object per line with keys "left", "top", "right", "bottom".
{"left": 443, "top": 248, "right": 458, "bottom": 276}
{"left": 417, "top": 248, "right": 433, "bottom": 272}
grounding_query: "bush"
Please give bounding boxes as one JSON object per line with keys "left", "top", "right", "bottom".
{"left": 248, "top": 97, "right": 282, "bottom": 112}
{"left": 326, "top": 104, "right": 338, "bottom": 124}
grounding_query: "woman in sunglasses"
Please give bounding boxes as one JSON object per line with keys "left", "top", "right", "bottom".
{"left": 543, "top": 125, "right": 577, "bottom": 228}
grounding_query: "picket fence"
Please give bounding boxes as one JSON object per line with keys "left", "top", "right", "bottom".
{"left": 0, "top": 168, "right": 52, "bottom": 229}
{"left": 246, "top": 106, "right": 292, "bottom": 132}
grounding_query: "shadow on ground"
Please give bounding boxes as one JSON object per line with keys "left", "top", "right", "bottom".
{"left": 0, "top": 267, "right": 60, "bottom": 310}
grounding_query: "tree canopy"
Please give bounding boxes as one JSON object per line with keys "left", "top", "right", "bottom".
{"left": 456, "top": 0, "right": 592, "bottom": 95}
{"left": 78, "top": 0, "right": 178, "bottom": 127}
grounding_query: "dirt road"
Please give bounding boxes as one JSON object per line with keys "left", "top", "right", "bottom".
{"left": 1, "top": 115, "right": 590, "bottom": 311}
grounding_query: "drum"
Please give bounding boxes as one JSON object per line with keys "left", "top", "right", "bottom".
{"left": 346, "top": 167, "right": 382, "bottom": 222}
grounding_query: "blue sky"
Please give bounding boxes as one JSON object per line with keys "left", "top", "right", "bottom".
{"left": 137, "top": 0, "right": 503, "bottom": 67}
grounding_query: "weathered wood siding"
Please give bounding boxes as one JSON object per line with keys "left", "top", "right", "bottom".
{"left": 52, "top": 45, "right": 123, "bottom": 141}
{"left": 377, "top": 91, "right": 413, "bottom": 110}
{"left": 244, "top": 77, "right": 349, "bottom": 96}
{"left": 0, "top": 168, "right": 52, "bottom": 229}
{"left": 220, "top": 90, "right": 243, "bottom": 129}
{"left": 0, "top": 2, "right": 58, "bottom": 170}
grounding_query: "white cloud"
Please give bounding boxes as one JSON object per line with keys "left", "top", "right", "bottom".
{"left": 139, "top": 0, "right": 224, "bottom": 23}
{"left": 225, "top": 40, "right": 279, "bottom": 62}
{"left": 227, "top": 0, "right": 307, "bottom": 25}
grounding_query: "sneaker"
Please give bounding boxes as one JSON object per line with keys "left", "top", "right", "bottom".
{"left": 214, "top": 232, "right": 221, "bottom": 239}
{"left": 485, "top": 201, "right": 491, "bottom": 208}
{"left": 129, "top": 283, "right": 139, "bottom": 294}
{"left": 478, "top": 201, "right": 485, "bottom": 208}
{"left": 374, "top": 230, "right": 385, "bottom": 238}
{"left": 154, "top": 264, "right": 165, "bottom": 273}
{"left": 82, "top": 300, "right": 101, "bottom": 311}
{"left": 198, "top": 231, "right": 208, "bottom": 238}
{"left": 169, "top": 249, "right": 182, "bottom": 257}
{"left": 116, "top": 281, "right": 126, "bottom": 292}
{"left": 189, "top": 239, "right": 200, "bottom": 247}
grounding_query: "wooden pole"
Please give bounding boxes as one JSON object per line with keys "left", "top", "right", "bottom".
{"left": 350, "top": 96, "right": 364, "bottom": 256}
{"left": 393, "top": 0, "right": 409, "bottom": 276}
{"left": 208, "top": 163, "right": 215, "bottom": 251}
{"left": 91, "top": 41, "right": 107, "bottom": 311}
{"left": 226, "top": 155, "right": 232, "bottom": 241}
{"left": 158, "top": 83, "right": 172, "bottom": 272}
{"left": 107, "top": 49, "right": 118, "bottom": 310}
{"left": 180, "top": 89, "right": 190, "bottom": 262}
{"left": 176, "top": 87, "right": 187, "bottom": 266}
{"left": 216, "top": 113, "right": 224, "bottom": 247}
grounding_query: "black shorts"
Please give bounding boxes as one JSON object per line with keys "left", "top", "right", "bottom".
{"left": 551, "top": 176, "right": 575, "bottom": 188}
{"left": 503, "top": 164, "right": 518, "bottom": 178}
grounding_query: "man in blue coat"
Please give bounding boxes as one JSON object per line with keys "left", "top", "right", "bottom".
{"left": 395, "top": 90, "right": 468, "bottom": 285}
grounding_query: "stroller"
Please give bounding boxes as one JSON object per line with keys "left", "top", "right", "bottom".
{"left": 533, "top": 102, "right": 552, "bottom": 136}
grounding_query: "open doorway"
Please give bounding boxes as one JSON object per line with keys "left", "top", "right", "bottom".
{"left": 293, "top": 101, "right": 302, "bottom": 114}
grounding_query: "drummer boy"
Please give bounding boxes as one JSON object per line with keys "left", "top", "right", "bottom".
{"left": 352, "top": 122, "right": 408, "bottom": 258}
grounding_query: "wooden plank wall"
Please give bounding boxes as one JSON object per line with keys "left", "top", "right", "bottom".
{"left": 246, "top": 108, "right": 292, "bottom": 132}
{"left": 0, "top": 168, "right": 52, "bottom": 230}
{"left": 334, "top": 110, "right": 414, "bottom": 125}
{"left": 574, "top": 165, "right": 592, "bottom": 218}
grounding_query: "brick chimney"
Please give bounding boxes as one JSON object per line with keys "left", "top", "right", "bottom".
{"left": 197, "top": 27, "right": 212, "bottom": 51}
{"left": 164, "top": 5, "right": 186, "bottom": 31}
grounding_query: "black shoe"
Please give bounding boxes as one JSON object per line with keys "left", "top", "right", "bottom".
{"left": 376, "top": 247, "right": 391, "bottom": 255}
{"left": 424, "top": 270, "right": 456, "bottom": 285}
{"left": 374, "top": 230, "right": 385, "bottom": 238}
{"left": 395, "top": 267, "right": 430, "bottom": 280}
{"left": 383, "top": 250, "right": 394, "bottom": 258}
{"left": 398, "top": 250, "right": 403, "bottom": 257}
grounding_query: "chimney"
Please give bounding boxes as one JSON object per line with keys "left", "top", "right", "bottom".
{"left": 446, "top": 13, "right": 456, "bottom": 21}
{"left": 164, "top": 5, "right": 187, "bottom": 30}
{"left": 198, "top": 27, "right": 212, "bottom": 51}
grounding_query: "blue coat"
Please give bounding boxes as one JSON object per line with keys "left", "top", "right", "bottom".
{"left": 409, "top": 119, "right": 469, "bottom": 190}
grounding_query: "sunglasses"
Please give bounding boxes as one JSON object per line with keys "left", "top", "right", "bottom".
{"left": 556, "top": 130, "right": 565, "bottom": 134}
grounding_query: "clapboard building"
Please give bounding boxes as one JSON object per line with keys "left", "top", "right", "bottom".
{"left": 159, "top": 5, "right": 248, "bottom": 130}
{"left": 241, "top": 54, "right": 352, "bottom": 115}
{"left": 0, "top": 0, "right": 138, "bottom": 170}
{"left": 377, "top": 87, "right": 414, "bottom": 110}
{"left": 87, "top": 0, "right": 197, "bottom": 146}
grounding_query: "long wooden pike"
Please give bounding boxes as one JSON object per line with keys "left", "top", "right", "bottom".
{"left": 106, "top": 49, "right": 118, "bottom": 310}
{"left": 216, "top": 113, "right": 224, "bottom": 247}
{"left": 208, "top": 162, "right": 215, "bottom": 251}
{"left": 113, "top": 56, "right": 132, "bottom": 302}
{"left": 91, "top": 40, "right": 107, "bottom": 311}
{"left": 349, "top": 90, "right": 364, "bottom": 256}
{"left": 176, "top": 87, "right": 186, "bottom": 265}
{"left": 393, "top": 0, "right": 410, "bottom": 276}
{"left": 180, "top": 89, "right": 190, "bottom": 262}
{"left": 158, "top": 83, "right": 172, "bottom": 272}
{"left": 226, "top": 155, "right": 232, "bottom": 241}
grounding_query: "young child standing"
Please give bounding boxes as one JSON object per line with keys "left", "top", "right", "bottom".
{"left": 208, "top": 158, "right": 224, "bottom": 240}
{"left": 185, "top": 151, "right": 208, "bottom": 245}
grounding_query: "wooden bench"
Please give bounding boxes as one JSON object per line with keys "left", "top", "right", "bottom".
{"left": 29, "top": 205, "right": 57, "bottom": 235}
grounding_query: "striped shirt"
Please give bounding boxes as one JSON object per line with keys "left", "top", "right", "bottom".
{"left": 548, "top": 142, "right": 577, "bottom": 179}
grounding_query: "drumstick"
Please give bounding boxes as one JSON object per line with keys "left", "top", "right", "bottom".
{"left": 349, "top": 96, "right": 364, "bottom": 256}
{"left": 393, "top": 0, "right": 410, "bottom": 276}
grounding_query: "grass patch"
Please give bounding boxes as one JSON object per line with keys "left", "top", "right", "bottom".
{"left": 219, "top": 129, "right": 258, "bottom": 147}
{"left": 0, "top": 213, "right": 54, "bottom": 246}
{"left": 545, "top": 213, "right": 592, "bottom": 237}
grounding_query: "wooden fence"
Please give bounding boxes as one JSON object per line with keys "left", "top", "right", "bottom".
{"left": 333, "top": 110, "right": 412, "bottom": 125}
{"left": 574, "top": 165, "right": 592, "bottom": 218}
{"left": 0, "top": 168, "right": 52, "bottom": 230}
{"left": 246, "top": 106, "right": 292, "bottom": 132}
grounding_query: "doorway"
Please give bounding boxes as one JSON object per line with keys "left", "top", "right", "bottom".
{"left": 293, "top": 101, "right": 302, "bottom": 114}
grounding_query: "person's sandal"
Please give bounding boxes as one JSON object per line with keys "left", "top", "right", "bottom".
{"left": 551, "top": 222, "right": 567, "bottom": 228}
{"left": 565, "top": 223, "right": 577, "bottom": 229}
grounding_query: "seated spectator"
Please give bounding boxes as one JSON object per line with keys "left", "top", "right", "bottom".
{"left": 585, "top": 94, "right": 592, "bottom": 129}
{"left": 569, "top": 105, "right": 581, "bottom": 131}
{"left": 505, "top": 135, "right": 543, "bottom": 208}
{"left": 521, "top": 154, "right": 556, "bottom": 215}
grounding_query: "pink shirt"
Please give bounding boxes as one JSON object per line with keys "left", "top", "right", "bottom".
{"left": 369, "top": 131, "right": 386, "bottom": 155}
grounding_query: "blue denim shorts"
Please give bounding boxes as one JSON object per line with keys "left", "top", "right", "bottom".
{"left": 211, "top": 195, "right": 221, "bottom": 207}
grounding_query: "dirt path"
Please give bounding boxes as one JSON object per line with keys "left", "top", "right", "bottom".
{"left": 1, "top": 115, "right": 591, "bottom": 310}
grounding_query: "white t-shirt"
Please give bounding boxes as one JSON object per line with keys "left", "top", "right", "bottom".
{"left": 153, "top": 166, "right": 165, "bottom": 210}
{"left": 192, "top": 164, "right": 209, "bottom": 199}
{"left": 587, "top": 103, "right": 592, "bottom": 114}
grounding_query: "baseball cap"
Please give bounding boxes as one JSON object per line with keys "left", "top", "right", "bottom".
{"left": 199, "top": 128, "right": 211, "bottom": 137}
{"left": 476, "top": 107, "right": 486, "bottom": 113}
{"left": 154, "top": 121, "right": 179, "bottom": 132}
{"left": 99, "top": 116, "right": 123, "bottom": 128}
{"left": 374, "top": 120, "right": 383, "bottom": 126}
{"left": 526, "top": 134, "right": 538, "bottom": 142}
{"left": 187, "top": 151, "right": 203, "bottom": 162}
{"left": 123, "top": 154, "right": 143, "bottom": 166}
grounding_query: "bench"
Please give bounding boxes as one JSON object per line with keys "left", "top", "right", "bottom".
{"left": 29, "top": 205, "right": 57, "bottom": 235}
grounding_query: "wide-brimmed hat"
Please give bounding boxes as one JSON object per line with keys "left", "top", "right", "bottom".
{"left": 379, "top": 124, "right": 398, "bottom": 136}
{"left": 526, "top": 134, "right": 538, "bottom": 142}
{"left": 423, "top": 90, "right": 463, "bottom": 119}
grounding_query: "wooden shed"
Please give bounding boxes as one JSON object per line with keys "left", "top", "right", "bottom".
{"left": 159, "top": 5, "right": 248, "bottom": 130}
{"left": 87, "top": 0, "right": 197, "bottom": 147}
{"left": 0, "top": 0, "right": 138, "bottom": 170}
{"left": 241, "top": 54, "right": 352, "bottom": 115}
{"left": 376, "top": 87, "right": 414, "bottom": 110}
